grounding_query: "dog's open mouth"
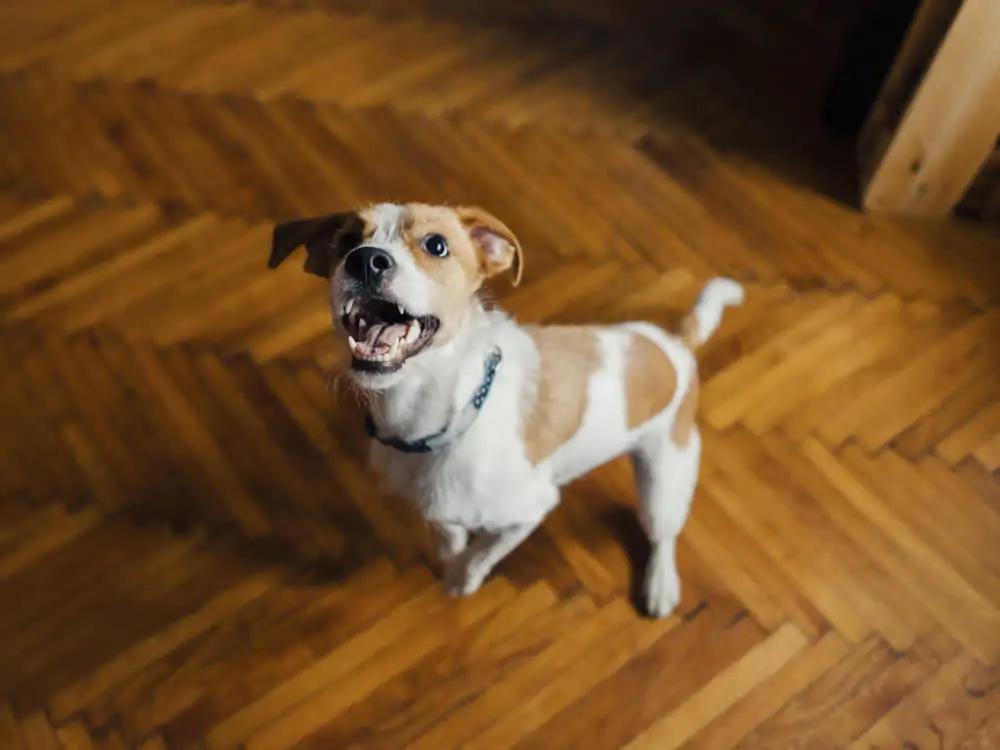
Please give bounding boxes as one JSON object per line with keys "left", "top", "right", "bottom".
{"left": 341, "top": 296, "right": 439, "bottom": 373}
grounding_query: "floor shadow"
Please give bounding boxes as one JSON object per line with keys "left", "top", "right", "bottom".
{"left": 598, "top": 504, "right": 652, "bottom": 615}
{"left": 300, "top": 0, "right": 886, "bottom": 208}
{"left": 117, "top": 480, "right": 379, "bottom": 587}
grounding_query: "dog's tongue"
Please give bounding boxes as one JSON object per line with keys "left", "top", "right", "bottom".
{"left": 361, "top": 322, "right": 407, "bottom": 352}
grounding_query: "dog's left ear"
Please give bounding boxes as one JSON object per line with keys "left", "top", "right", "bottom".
{"left": 457, "top": 206, "right": 523, "bottom": 287}
{"left": 269, "top": 212, "right": 363, "bottom": 278}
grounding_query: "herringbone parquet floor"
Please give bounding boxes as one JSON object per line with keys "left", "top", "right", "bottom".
{"left": 2, "top": 1, "right": 1000, "bottom": 748}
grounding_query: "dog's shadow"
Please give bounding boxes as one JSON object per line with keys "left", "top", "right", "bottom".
{"left": 500, "top": 464, "right": 658, "bottom": 616}
{"left": 597, "top": 504, "right": 653, "bottom": 614}
{"left": 92, "top": 356, "right": 431, "bottom": 589}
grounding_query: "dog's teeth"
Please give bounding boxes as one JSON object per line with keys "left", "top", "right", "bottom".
{"left": 388, "top": 338, "right": 399, "bottom": 360}
{"left": 404, "top": 320, "right": 421, "bottom": 344}
{"left": 348, "top": 335, "right": 358, "bottom": 354}
{"left": 345, "top": 299, "right": 355, "bottom": 315}
{"left": 397, "top": 303, "right": 405, "bottom": 315}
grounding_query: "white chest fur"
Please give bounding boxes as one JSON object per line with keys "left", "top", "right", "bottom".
{"left": 369, "top": 320, "right": 556, "bottom": 530}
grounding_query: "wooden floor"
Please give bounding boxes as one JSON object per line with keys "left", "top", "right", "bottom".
{"left": 2, "top": 1, "right": 1000, "bottom": 748}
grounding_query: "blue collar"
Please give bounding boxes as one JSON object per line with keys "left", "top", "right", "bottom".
{"left": 364, "top": 348, "right": 503, "bottom": 454}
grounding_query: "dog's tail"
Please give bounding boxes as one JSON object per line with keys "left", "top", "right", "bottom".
{"left": 681, "top": 277, "right": 744, "bottom": 349}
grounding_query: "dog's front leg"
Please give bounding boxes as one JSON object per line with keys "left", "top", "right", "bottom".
{"left": 442, "top": 519, "right": 542, "bottom": 597}
{"left": 433, "top": 522, "right": 469, "bottom": 564}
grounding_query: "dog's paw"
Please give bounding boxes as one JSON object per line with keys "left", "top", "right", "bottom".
{"left": 442, "top": 560, "right": 485, "bottom": 598}
{"left": 644, "top": 544, "right": 681, "bottom": 618}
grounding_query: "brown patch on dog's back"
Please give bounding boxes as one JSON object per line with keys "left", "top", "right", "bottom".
{"left": 523, "top": 326, "right": 601, "bottom": 464}
{"left": 625, "top": 333, "right": 677, "bottom": 429}
{"left": 671, "top": 373, "right": 699, "bottom": 447}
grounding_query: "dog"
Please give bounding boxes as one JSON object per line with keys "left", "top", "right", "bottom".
{"left": 268, "top": 202, "right": 743, "bottom": 616}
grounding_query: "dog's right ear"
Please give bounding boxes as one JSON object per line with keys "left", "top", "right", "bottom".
{"left": 269, "top": 212, "right": 364, "bottom": 278}
{"left": 456, "top": 206, "right": 524, "bottom": 287}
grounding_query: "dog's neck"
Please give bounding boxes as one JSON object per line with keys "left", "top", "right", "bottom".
{"left": 365, "top": 302, "right": 497, "bottom": 442}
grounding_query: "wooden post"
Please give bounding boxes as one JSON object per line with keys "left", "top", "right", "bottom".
{"left": 860, "top": 0, "right": 1000, "bottom": 217}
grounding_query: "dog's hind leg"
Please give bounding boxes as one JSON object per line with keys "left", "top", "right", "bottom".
{"left": 630, "top": 424, "right": 702, "bottom": 617}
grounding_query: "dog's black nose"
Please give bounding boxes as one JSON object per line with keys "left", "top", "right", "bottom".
{"left": 345, "top": 246, "right": 395, "bottom": 285}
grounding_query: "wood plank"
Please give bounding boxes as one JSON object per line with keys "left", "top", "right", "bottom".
{"left": 862, "top": 0, "right": 1000, "bottom": 216}
{"left": 858, "top": 0, "right": 963, "bottom": 185}
{"left": 624, "top": 623, "right": 810, "bottom": 750}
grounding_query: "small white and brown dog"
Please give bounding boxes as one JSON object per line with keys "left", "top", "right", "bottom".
{"left": 269, "top": 202, "right": 743, "bottom": 617}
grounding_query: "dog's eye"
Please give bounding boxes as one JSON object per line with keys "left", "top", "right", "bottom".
{"left": 421, "top": 234, "right": 449, "bottom": 258}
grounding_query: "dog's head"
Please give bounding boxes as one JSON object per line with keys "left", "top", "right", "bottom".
{"left": 269, "top": 203, "right": 522, "bottom": 388}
